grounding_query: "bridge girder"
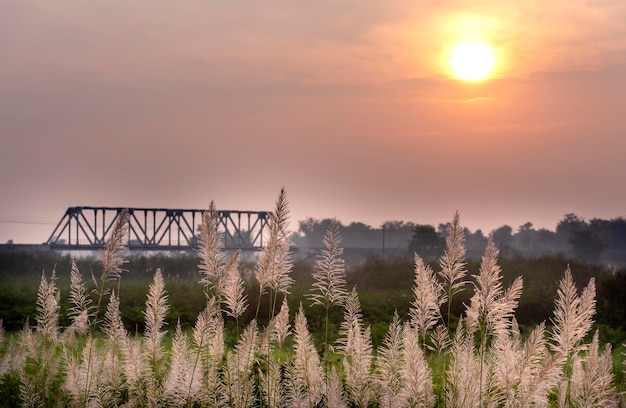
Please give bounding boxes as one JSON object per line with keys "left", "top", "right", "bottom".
{"left": 46, "top": 206, "right": 270, "bottom": 251}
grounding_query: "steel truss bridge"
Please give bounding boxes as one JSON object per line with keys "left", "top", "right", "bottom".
{"left": 45, "top": 206, "right": 270, "bottom": 251}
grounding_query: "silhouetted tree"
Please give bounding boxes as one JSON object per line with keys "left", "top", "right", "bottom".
{"left": 408, "top": 224, "right": 444, "bottom": 261}
{"left": 492, "top": 225, "right": 513, "bottom": 253}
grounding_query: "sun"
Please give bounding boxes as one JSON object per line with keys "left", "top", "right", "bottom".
{"left": 450, "top": 41, "right": 495, "bottom": 82}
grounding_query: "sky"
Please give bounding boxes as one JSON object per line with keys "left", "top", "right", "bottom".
{"left": 1, "top": 0, "right": 625, "bottom": 244}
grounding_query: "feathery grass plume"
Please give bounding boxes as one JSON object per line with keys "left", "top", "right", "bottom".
{"left": 428, "top": 324, "right": 451, "bottom": 355}
{"left": 550, "top": 266, "right": 596, "bottom": 357}
{"left": 309, "top": 218, "right": 349, "bottom": 308}
{"left": 35, "top": 268, "right": 60, "bottom": 340}
{"left": 92, "top": 208, "right": 128, "bottom": 328}
{"left": 436, "top": 212, "right": 467, "bottom": 404}
{"left": 259, "top": 358, "right": 286, "bottom": 408}
{"left": 254, "top": 188, "right": 294, "bottom": 298}
{"left": 284, "top": 363, "right": 308, "bottom": 408}
{"left": 67, "top": 259, "right": 92, "bottom": 336}
{"left": 401, "top": 323, "right": 436, "bottom": 408}
{"left": 98, "top": 208, "right": 129, "bottom": 283}
{"left": 466, "top": 237, "right": 523, "bottom": 340}
{"left": 465, "top": 236, "right": 523, "bottom": 406}
{"left": 339, "top": 287, "right": 374, "bottom": 407}
{"left": 102, "top": 290, "right": 127, "bottom": 345}
{"left": 490, "top": 328, "right": 522, "bottom": 407}
{"left": 223, "top": 320, "right": 258, "bottom": 408}
{"left": 197, "top": 201, "right": 229, "bottom": 299}
{"left": 223, "top": 249, "right": 248, "bottom": 320}
{"left": 568, "top": 331, "right": 617, "bottom": 407}
{"left": 273, "top": 297, "right": 291, "bottom": 348}
{"left": 64, "top": 333, "right": 115, "bottom": 407}
{"left": 292, "top": 304, "right": 324, "bottom": 407}
{"left": 375, "top": 312, "right": 405, "bottom": 408}
{"left": 409, "top": 254, "right": 445, "bottom": 345}
{"left": 163, "top": 321, "right": 203, "bottom": 406}
{"left": 308, "top": 218, "right": 348, "bottom": 365}
{"left": 2, "top": 319, "right": 31, "bottom": 379}
{"left": 445, "top": 330, "right": 483, "bottom": 408}
{"left": 190, "top": 298, "right": 223, "bottom": 405}
{"left": 144, "top": 268, "right": 170, "bottom": 379}
{"left": 491, "top": 321, "right": 561, "bottom": 407}
{"left": 19, "top": 366, "right": 43, "bottom": 408}
{"left": 326, "top": 365, "right": 348, "bottom": 408}
{"left": 438, "top": 211, "right": 467, "bottom": 322}
{"left": 63, "top": 348, "right": 82, "bottom": 406}
{"left": 121, "top": 336, "right": 148, "bottom": 405}
{"left": 550, "top": 266, "right": 596, "bottom": 405}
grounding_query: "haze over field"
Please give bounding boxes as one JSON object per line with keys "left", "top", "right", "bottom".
{"left": 1, "top": 1, "right": 625, "bottom": 243}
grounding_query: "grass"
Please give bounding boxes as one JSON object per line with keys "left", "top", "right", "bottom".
{"left": 1, "top": 192, "right": 626, "bottom": 406}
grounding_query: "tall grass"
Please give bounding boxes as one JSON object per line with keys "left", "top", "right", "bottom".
{"left": 0, "top": 190, "right": 623, "bottom": 407}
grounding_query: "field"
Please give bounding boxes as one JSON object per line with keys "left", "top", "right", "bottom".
{"left": 1, "top": 198, "right": 626, "bottom": 407}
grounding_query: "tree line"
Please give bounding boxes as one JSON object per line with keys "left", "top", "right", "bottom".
{"left": 291, "top": 214, "right": 626, "bottom": 265}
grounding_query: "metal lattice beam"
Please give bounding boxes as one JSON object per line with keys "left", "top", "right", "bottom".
{"left": 46, "top": 206, "right": 270, "bottom": 251}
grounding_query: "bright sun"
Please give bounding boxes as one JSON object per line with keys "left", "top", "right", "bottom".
{"left": 450, "top": 41, "right": 495, "bottom": 82}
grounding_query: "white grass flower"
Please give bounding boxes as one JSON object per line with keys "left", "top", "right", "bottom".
{"left": 375, "top": 312, "right": 405, "bottom": 408}
{"left": 102, "top": 290, "right": 126, "bottom": 345}
{"left": 68, "top": 259, "right": 93, "bottom": 335}
{"left": 98, "top": 208, "right": 129, "bottom": 282}
{"left": 121, "top": 336, "right": 148, "bottom": 404}
{"left": 445, "top": 331, "right": 483, "bottom": 408}
{"left": 401, "top": 324, "right": 436, "bottom": 408}
{"left": 326, "top": 366, "right": 348, "bottom": 408}
{"left": 197, "top": 201, "right": 228, "bottom": 298}
{"left": 569, "top": 331, "right": 617, "bottom": 407}
{"left": 272, "top": 297, "right": 291, "bottom": 348}
{"left": 466, "top": 237, "right": 523, "bottom": 340}
{"left": 428, "top": 324, "right": 451, "bottom": 355}
{"left": 223, "top": 320, "right": 258, "bottom": 408}
{"left": 255, "top": 188, "right": 294, "bottom": 295}
{"left": 35, "top": 268, "right": 60, "bottom": 340}
{"left": 409, "top": 254, "right": 445, "bottom": 342}
{"left": 438, "top": 211, "right": 467, "bottom": 303}
{"left": 309, "top": 218, "right": 348, "bottom": 308}
{"left": 163, "top": 321, "right": 203, "bottom": 406}
{"left": 550, "top": 267, "right": 596, "bottom": 357}
{"left": 339, "top": 288, "right": 374, "bottom": 407}
{"left": 222, "top": 249, "right": 248, "bottom": 319}
{"left": 259, "top": 358, "right": 285, "bottom": 408}
{"left": 292, "top": 304, "right": 324, "bottom": 407}
{"left": 144, "top": 268, "right": 169, "bottom": 376}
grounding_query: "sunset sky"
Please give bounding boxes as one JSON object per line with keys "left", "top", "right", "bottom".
{"left": 1, "top": 0, "right": 625, "bottom": 244}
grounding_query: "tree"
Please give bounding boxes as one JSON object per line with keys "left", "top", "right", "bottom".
{"left": 492, "top": 225, "right": 513, "bottom": 252}
{"left": 408, "top": 225, "right": 444, "bottom": 261}
{"left": 557, "top": 214, "right": 607, "bottom": 262}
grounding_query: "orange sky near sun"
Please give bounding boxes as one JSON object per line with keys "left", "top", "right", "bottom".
{"left": 1, "top": 0, "right": 625, "bottom": 243}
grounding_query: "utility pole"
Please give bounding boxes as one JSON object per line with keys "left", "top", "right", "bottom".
{"left": 382, "top": 223, "right": 386, "bottom": 259}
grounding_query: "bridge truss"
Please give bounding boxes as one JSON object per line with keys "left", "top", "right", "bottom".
{"left": 45, "top": 206, "right": 270, "bottom": 251}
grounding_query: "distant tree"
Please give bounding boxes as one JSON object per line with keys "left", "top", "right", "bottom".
{"left": 515, "top": 222, "right": 535, "bottom": 252}
{"left": 408, "top": 225, "right": 444, "bottom": 261}
{"left": 568, "top": 229, "right": 607, "bottom": 263}
{"left": 492, "top": 225, "right": 513, "bottom": 252}
{"left": 298, "top": 218, "right": 335, "bottom": 247}
{"left": 557, "top": 214, "right": 607, "bottom": 262}
{"left": 465, "top": 228, "right": 488, "bottom": 258}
